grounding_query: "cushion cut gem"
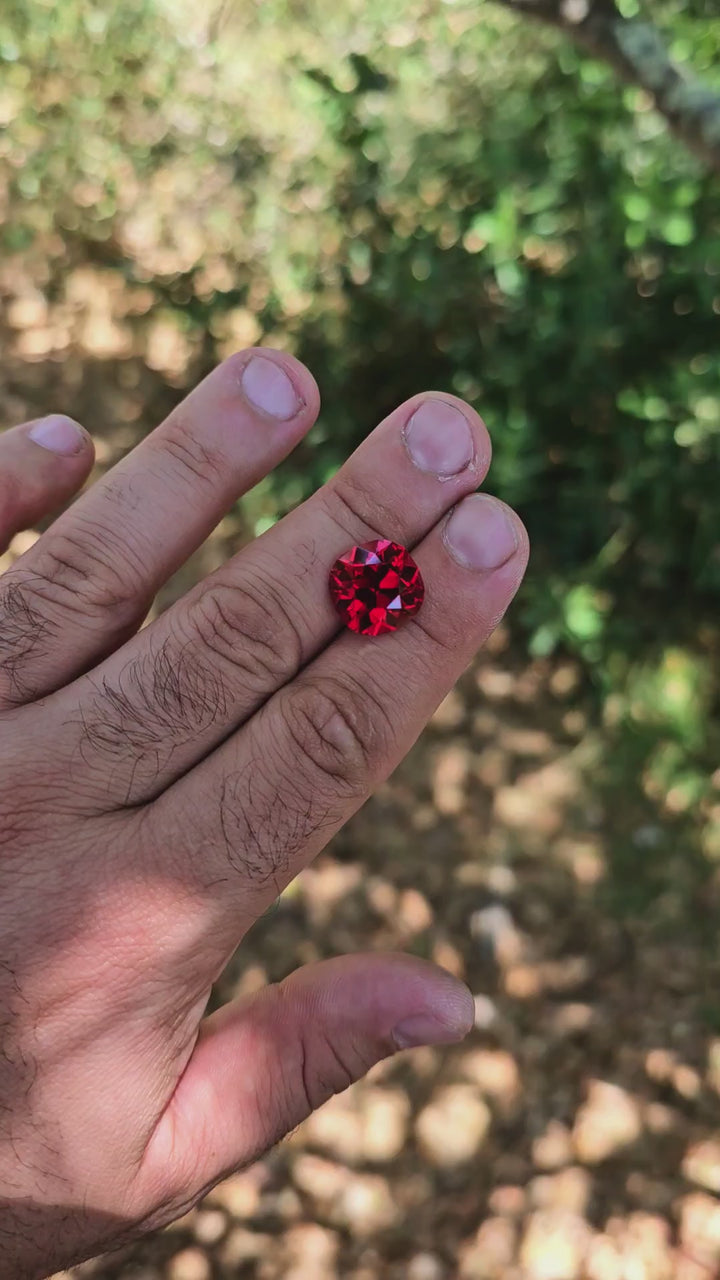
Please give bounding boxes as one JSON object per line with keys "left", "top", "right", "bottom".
{"left": 328, "top": 539, "right": 425, "bottom": 636}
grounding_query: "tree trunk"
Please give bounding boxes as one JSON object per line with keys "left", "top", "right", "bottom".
{"left": 496, "top": 0, "right": 720, "bottom": 172}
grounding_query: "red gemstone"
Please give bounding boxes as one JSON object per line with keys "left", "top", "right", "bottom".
{"left": 329, "top": 539, "right": 425, "bottom": 636}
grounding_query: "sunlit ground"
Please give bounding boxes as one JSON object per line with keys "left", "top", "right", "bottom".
{"left": 2, "top": 1, "right": 720, "bottom": 1277}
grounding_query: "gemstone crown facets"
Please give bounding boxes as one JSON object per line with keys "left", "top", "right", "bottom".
{"left": 328, "top": 539, "right": 425, "bottom": 636}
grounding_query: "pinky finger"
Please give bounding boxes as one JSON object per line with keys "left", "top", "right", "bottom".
{"left": 0, "top": 414, "right": 94, "bottom": 555}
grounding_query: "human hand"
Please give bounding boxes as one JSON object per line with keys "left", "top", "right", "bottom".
{"left": 0, "top": 350, "right": 528, "bottom": 1277}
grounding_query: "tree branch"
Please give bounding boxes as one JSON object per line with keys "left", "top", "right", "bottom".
{"left": 495, "top": 0, "right": 720, "bottom": 172}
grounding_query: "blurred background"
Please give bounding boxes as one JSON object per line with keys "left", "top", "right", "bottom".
{"left": 2, "top": 0, "right": 720, "bottom": 1276}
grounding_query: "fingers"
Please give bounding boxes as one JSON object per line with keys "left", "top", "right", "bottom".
{"left": 137, "top": 954, "right": 473, "bottom": 1212}
{"left": 0, "top": 350, "right": 320, "bottom": 708}
{"left": 142, "top": 492, "right": 527, "bottom": 971}
{"left": 58, "top": 392, "right": 491, "bottom": 807}
{"left": 0, "top": 415, "right": 94, "bottom": 555}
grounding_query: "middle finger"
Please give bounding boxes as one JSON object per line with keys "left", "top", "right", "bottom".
{"left": 52, "top": 392, "right": 490, "bottom": 808}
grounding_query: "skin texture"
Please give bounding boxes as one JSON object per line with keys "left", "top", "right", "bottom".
{"left": 0, "top": 349, "right": 529, "bottom": 1278}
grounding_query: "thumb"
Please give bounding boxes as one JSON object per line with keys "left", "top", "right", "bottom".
{"left": 140, "top": 953, "right": 474, "bottom": 1211}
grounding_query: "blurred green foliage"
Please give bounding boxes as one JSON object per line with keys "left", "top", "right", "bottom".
{"left": 2, "top": 0, "right": 720, "bottom": 904}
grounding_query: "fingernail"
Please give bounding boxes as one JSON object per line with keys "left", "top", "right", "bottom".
{"left": 444, "top": 493, "right": 519, "bottom": 571}
{"left": 393, "top": 983, "right": 475, "bottom": 1050}
{"left": 28, "top": 415, "right": 87, "bottom": 457}
{"left": 241, "top": 356, "right": 300, "bottom": 420}
{"left": 403, "top": 399, "right": 474, "bottom": 478}
{"left": 393, "top": 1007, "right": 474, "bottom": 1051}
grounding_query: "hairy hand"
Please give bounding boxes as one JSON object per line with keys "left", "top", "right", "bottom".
{"left": 0, "top": 351, "right": 528, "bottom": 1277}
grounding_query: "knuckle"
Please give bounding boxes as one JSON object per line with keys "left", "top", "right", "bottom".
{"left": 217, "top": 765, "right": 295, "bottom": 885}
{"left": 216, "top": 750, "right": 341, "bottom": 887}
{"left": 280, "top": 673, "right": 390, "bottom": 796}
{"left": 153, "top": 419, "right": 226, "bottom": 489}
{"left": 268, "top": 985, "right": 360, "bottom": 1119}
{"left": 190, "top": 575, "right": 303, "bottom": 686}
{"left": 0, "top": 575, "right": 49, "bottom": 653}
{"left": 32, "top": 522, "right": 148, "bottom": 620}
{"left": 76, "top": 637, "right": 227, "bottom": 790}
{"left": 307, "top": 1033, "right": 362, "bottom": 1105}
{"left": 0, "top": 576, "right": 53, "bottom": 700}
{"left": 326, "top": 472, "right": 384, "bottom": 544}
{"left": 212, "top": 746, "right": 339, "bottom": 890}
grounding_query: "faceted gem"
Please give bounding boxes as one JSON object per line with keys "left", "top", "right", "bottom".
{"left": 328, "top": 539, "right": 425, "bottom": 636}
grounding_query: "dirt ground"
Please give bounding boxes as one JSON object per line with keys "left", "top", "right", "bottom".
{"left": 2, "top": 262, "right": 720, "bottom": 1280}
